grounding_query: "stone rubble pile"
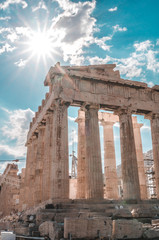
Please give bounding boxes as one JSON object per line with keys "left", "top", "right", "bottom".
{"left": 1, "top": 201, "right": 159, "bottom": 239}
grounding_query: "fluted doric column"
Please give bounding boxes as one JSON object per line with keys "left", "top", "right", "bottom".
{"left": 150, "top": 113, "right": 159, "bottom": 198}
{"left": 133, "top": 117, "right": 147, "bottom": 199}
{"left": 76, "top": 110, "right": 86, "bottom": 199}
{"left": 24, "top": 142, "right": 32, "bottom": 206}
{"left": 85, "top": 104, "right": 103, "bottom": 199}
{"left": 101, "top": 120, "right": 118, "bottom": 199}
{"left": 29, "top": 135, "right": 38, "bottom": 207}
{"left": 42, "top": 112, "right": 53, "bottom": 201}
{"left": 50, "top": 100, "right": 69, "bottom": 199}
{"left": 34, "top": 124, "right": 45, "bottom": 204}
{"left": 118, "top": 108, "right": 140, "bottom": 200}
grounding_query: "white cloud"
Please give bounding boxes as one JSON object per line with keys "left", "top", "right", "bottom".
{"left": 88, "top": 39, "right": 159, "bottom": 79}
{"left": 69, "top": 129, "right": 78, "bottom": 146}
{"left": 113, "top": 24, "right": 127, "bottom": 32}
{"left": 50, "top": 0, "right": 97, "bottom": 64}
{"left": 134, "top": 40, "right": 152, "bottom": 52}
{"left": 14, "top": 58, "right": 27, "bottom": 67}
{"left": 7, "top": 32, "right": 18, "bottom": 42}
{"left": 114, "top": 122, "right": 120, "bottom": 128}
{"left": 0, "top": 43, "right": 16, "bottom": 54}
{"left": 68, "top": 116, "right": 76, "bottom": 121}
{"left": 91, "top": 36, "right": 112, "bottom": 51}
{"left": 32, "top": 0, "right": 48, "bottom": 12}
{"left": 147, "top": 81, "right": 154, "bottom": 88}
{"left": 0, "top": 0, "right": 28, "bottom": 10}
{"left": 156, "top": 39, "right": 159, "bottom": 46}
{"left": 108, "top": 6, "right": 117, "bottom": 12}
{"left": 141, "top": 125, "right": 151, "bottom": 132}
{"left": 0, "top": 16, "right": 11, "bottom": 20}
{"left": 0, "top": 161, "right": 10, "bottom": 173}
{"left": 0, "top": 108, "right": 34, "bottom": 157}
{"left": 146, "top": 50, "right": 159, "bottom": 73}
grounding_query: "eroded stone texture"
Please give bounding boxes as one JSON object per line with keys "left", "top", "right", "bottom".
{"left": 42, "top": 112, "right": 53, "bottom": 201}
{"left": 150, "top": 114, "right": 159, "bottom": 199}
{"left": 100, "top": 117, "right": 118, "bottom": 200}
{"left": 50, "top": 100, "right": 69, "bottom": 199}
{"left": 30, "top": 135, "right": 38, "bottom": 206}
{"left": 85, "top": 104, "right": 104, "bottom": 199}
{"left": 133, "top": 117, "right": 148, "bottom": 200}
{"left": 76, "top": 110, "right": 86, "bottom": 199}
{"left": 34, "top": 125, "right": 45, "bottom": 204}
{"left": 20, "top": 63, "right": 159, "bottom": 206}
{"left": 112, "top": 219, "right": 143, "bottom": 239}
{"left": 118, "top": 108, "right": 140, "bottom": 200}
{"left": 0, "top": 164, "right": 20, "bottom": 216}
{"left": 64, "top": 217, "right": 112, "bottom": 239}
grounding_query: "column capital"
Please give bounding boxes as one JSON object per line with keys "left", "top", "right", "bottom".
{"left": 75, "top": 110, "right": 85, "bottom": 123}
{"left": 100, "top": 120, "right": 115, "bottom": 127}
{"left": 133, "top": 122, "right": 143, "bottom": 129}
{"left": 145, "top": 112, "right": 159, "bottom": 120}
{"left": 114, "top": 106, "right": 133, "bottom": 116}
{"left": 37, "top": 122, "right": 46, "bottom": 130}
{"left": 81, "top": 103, "right": 100, "bottom": 111}
{"left": 53, "top": 98, "right": 71, "bottom": 108}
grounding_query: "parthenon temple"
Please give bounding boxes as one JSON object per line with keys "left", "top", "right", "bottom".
{"left": 1, "top": 63, "right": 159, "bottom": 239}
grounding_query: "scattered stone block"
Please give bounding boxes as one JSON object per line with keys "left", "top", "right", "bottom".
{"left": 39, "top": 221, "right": 63, "bottom": 240}
{"left": 143, "top": 228, "right": 159, "bottom": 239}
{"left": 112, "top": 208, "right": 132, "bottom": 219}
{"left": 14, "top": 227, "right": 30, "bottom": 236}
{"left": 152, "top": 219, "right": 159, "bottom": 226}
{"left": 64, "top": 217, "right": 112, "bottom": 239}
{"left": 112, "top": 219, "right": 143, "bottom": 239}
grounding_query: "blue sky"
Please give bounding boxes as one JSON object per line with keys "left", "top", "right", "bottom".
{"left": 0, "top": 0, "right": 158, "bottom": 173}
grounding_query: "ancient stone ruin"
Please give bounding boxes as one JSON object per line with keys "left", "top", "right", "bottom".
{"left": 1, "top": 63, "right": 159, "bottom": 239}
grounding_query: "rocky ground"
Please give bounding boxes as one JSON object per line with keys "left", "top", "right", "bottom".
{"left": 1, "top": 199, "right": 159, "bottom": 239}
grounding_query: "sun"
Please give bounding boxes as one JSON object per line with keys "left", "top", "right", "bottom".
{"left": 27, "top": 30, "right": 55, "bottom": 59}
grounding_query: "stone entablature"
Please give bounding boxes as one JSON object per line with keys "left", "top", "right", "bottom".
{"left": 27, "top": 63, "right": 159, "bottom": 143}
{"left": 23, "top": 63, "right": 159, "bottom": 208}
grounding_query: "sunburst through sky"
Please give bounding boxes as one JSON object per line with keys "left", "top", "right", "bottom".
{"left": 0, "top": 0, "right": 159, "bottom": 172}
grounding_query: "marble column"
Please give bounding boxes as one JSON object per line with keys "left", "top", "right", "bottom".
{"left": 101, "top": 121, "right": 118, "bottom": 199}
{"left": 34, "top": 124, "right": 45, "bottom": 205}
{"left": 28, "top": 135, "right": 38, "bottom": 207}
{"left": 24, "top": 142, "right": 32, "bottom": 206}
{"left": 118, "top": 108, "right": 140, "bottom": 200}
{"left": 85, "top": 104, "right": 104, "bottom": 199}
{"left": 150, "top": 113, "right": 159, "bottom": 198}
{"left": 76, "top": 110, "right": 86, "bottom": 199}
{"left": 30, "top": 135, "right": 38, "bottom": 206}
{"left": 50, "top": 100, "right": 69, "bottom": 199}
{"left": 133, "top": 118, "right": 148, "bottom": 199}
{"left": 42, "top": 112, "right": 53, "bottom": 201}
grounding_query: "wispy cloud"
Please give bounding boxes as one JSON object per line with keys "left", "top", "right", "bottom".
{"left": 0, "top": 16, "right": 11, "bottom": 20}
{"left": 113, "top": 24, "right": 127, "bottom": 32}
{"left": 108, "top": 6, "right": 117, "bottom": 12}
{"left": 87, "top": 39, "right": 159, "bottom": 79}
{"left": 14, "top": 58, "right": 27, "bottom": 67}
{"left": 0, "top": 107, "right": 34, "bottom": 157}
{"left": 0, "top": 43, "right": 16, "bottom": 54}
{"left": 141, "top": 125, "right": 151, "bottom": 132}
{"left": 0, "top": 0, "right": 28, "bottom": 10}
{"left": 68, "top": 116, "right": 76, "bottom": 122}
{"left": 32, "top": 0, "right": 48, "bottom": 12}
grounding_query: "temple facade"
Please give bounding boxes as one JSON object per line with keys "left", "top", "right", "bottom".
{"left": 21, "top": 63, "right": 159, "bottom": 209}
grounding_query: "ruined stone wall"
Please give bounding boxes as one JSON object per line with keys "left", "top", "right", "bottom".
{"left": 0, "top": 164, "right": 20, "bottom": 217}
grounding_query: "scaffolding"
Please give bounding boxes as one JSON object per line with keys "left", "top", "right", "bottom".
{"left": 144, "top": 158, "right": 156, "bottom": 199}
{"left": 70, "top": 130, "right": 78, "bottom": 179}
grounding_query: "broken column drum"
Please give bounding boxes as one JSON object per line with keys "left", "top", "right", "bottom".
{"left": 24, "top": 62, "right": 159, "bottom": 206}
